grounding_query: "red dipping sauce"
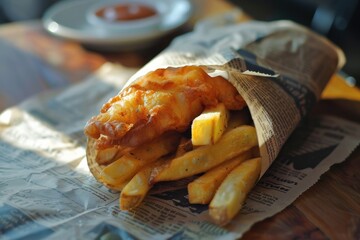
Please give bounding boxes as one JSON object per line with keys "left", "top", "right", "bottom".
{"left": 95, "top": 3, "right": 158, "bottom": 22}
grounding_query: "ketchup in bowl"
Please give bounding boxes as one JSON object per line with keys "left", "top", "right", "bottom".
{"left": 95, "top": 3, "right": 158, "bottom": 22}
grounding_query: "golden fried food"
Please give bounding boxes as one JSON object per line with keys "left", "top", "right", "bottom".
{"left": 150, "top": 126, "right": 257, "bottom": 182}
{"left": 209, "top": 157, "right": 261, "bottom": 226}
{"left": 85, "top": 66, "right": 259, "bottom": 226}
{"left": 100, "top": 132, "right": 180, "bottom": 187}
{"left": 84, "top": 66, "right": 246, "bottom": 150}
{"left": 188, "top": 152, "right": 253, "bottom": 204}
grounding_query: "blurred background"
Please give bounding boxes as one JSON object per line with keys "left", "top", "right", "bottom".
{"left": 0, "top": 0, "right": 359, "bottom": 82}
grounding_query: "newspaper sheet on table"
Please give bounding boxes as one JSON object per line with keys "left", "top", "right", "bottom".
{"left": 0, "top": 63, "right": 359, "bottom": 240}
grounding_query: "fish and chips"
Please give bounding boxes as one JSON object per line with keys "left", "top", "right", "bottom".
{"left": 85, "top": 65, "right": 260, "bottom": 225}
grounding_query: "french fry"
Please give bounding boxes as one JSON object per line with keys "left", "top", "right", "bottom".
{"left": 98, "top": 179, "right": 129, "bottom": 192}
{"left": 188, "top": 150, "right": 252, "bottom": 204}
{"left": 95, "top": 146, "right": 121, "bottom": 165}
{"left": 151, "top": 125, "right": 258, "bottom": 183}
{"left": 100, "top": 133, "right": 180, "bottom": 186}
{"left": 209, "top": 157, "right": 261, "bottom": 226}
{"left": 191, "top": 103, "right": 229, "bottom": 146}
{"left": 120, "top": 160, "right": 165, "bottom": 210}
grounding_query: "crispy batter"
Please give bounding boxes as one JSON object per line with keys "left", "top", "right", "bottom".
{"left": 84, "top": 66, "right": 246, "bottom": 149}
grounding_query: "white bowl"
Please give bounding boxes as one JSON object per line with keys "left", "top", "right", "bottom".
{"left": 42, "top": 0, "right": 193, "bottom": 50}
{"left": 86, "top": 0, "right": 164, "bottom": 33}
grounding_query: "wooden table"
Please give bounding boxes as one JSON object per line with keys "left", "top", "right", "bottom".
{"left": 0, "top": 0, "right": 359, "bottom": 239}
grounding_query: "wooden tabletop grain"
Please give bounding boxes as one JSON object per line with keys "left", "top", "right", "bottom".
{"left": 0, "top": 0, "right": 359, "bottom": 239}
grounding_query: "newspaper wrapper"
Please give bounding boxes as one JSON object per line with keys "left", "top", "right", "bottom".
{"left": 1, "top": 20, "right": 359, "bottom": 240}
{"left": 121, "top": 20, "right": 346, "bottom": 176}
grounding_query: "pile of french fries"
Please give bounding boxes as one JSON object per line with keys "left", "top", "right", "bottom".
{"left": 88, "top": 104, "right": 261, "bottom": 226}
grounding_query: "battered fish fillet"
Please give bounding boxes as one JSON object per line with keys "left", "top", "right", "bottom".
{"left": 84, "top": 66, "right": 246, "bottom": 149}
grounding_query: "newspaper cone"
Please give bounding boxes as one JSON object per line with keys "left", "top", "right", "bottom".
{"left": 86, "top": 139, "right": 105, "bottom": 186}
{"left": 87, "top": 20, "right": 344, "bottom": 178}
